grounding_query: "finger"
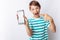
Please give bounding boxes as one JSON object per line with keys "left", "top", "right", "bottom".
{"left": 16, "top": 14, "right": 19, "bottom": 20}
{"left": 24, "top": 19, "right": 26, "bottom": 24}
{"left": 23, "top": 15, "right": 27, "bottom": 19}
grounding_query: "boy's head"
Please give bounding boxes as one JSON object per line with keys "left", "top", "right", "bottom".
{"left": 29, "top": 0, "right": 41, "bottom": 16}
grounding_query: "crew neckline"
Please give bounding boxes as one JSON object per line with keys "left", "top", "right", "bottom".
{"left": 32, "top": 16, "right": 42, "bottom": 19}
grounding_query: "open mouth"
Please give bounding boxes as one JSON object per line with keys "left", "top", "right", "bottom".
{"left": 35, "top": 13, "right": 39, "bottom": 15}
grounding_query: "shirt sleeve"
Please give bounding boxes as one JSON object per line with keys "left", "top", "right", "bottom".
{"left": 45, "top": 20, "right": 50, "bottom": 28}
{"left": 28, "top": 19, "right": 33, "bottom": 29}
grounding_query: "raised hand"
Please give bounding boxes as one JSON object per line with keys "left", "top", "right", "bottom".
{"left": 23, "top": 15, "right": 29, "bottom": 26}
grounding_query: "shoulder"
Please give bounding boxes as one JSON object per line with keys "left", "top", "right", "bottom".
{"left": 40, "top": 13, "right": 50, "bottom": 17}
{"left": 28, "top": 18, "right": 33, "bottom": 22}
{"left": 40, "top": 13, "right": 53, "bottom": 20}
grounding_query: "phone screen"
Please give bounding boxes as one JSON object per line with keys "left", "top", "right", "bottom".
{"left": 17, "top": 10, "right": 25, "bottom": 24}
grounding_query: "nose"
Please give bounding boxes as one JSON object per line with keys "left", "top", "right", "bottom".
{"left": 34, "top": 9, "right": 37, "bottom": 12}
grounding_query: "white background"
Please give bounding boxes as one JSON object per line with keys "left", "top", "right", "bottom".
{"left": 0, "top": 0, "right": 60, "bottom": 40}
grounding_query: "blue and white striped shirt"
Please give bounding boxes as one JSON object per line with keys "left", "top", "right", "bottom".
{"left": 28, "top": 16, "right": 50, "bottom": 40}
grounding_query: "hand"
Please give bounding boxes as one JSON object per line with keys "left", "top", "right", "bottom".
{"left": 16, "top": 14, "right": 19, "bottom": 20}
{"left": 23, "top": 15, "right": 29, "bottom": 26}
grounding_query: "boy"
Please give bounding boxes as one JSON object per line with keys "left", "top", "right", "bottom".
{"left": 18, "top": 0, "right": 56, "bottom": 40}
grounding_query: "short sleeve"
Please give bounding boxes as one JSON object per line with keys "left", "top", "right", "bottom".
{"left": 45, "top": 20, "right": 50, "bottom": 28}
{"left": 28, "top": 19, "right": 33, "bottom": 29}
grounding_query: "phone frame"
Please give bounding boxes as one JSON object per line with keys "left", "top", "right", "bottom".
{"left": 17, "top": 10, "right": 25, "bottom": 24}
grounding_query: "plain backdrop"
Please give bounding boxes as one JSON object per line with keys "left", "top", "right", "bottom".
{"left": 0, "top": 0, "right": 60, "bottom": 40}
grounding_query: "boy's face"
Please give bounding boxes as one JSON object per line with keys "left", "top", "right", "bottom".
{"left": 30, "top": 5, "right": 40, "bottom": 16}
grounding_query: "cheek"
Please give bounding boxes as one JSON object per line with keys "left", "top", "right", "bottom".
{"left": 31, "top": 10, "right": 34, "bottom": 13}
{"left": 37, "top": 9, "right": 40, "bottom": 12}
{"left": 30, "top": 11, "right": 35, "bottom": 14}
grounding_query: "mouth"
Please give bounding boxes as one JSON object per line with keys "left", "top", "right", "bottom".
{"left": 35, "top": 13, "right": 39, "bottom": 15}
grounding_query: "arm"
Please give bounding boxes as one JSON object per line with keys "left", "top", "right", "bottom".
{"left": 23, "top": 16, "right": 33, "bottom": 37}
{"left": 45, "top": 14, "right": 56, "bottom": 32}
{"left": 25, "top": 24, "right": 33, "bottom": 37}
{"left": 16, "top": 15, "right": 33, "bottom": 37}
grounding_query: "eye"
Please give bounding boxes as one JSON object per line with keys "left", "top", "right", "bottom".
{"left": 32, "top": 9, "right": 34, "bottom": 10}
{"left": 36, "top": 7, "right": 39, "bottom": 9}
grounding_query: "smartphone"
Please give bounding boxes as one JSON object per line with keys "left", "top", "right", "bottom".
{"left": 17, "top": 10, "right": 25, "bottom": 24}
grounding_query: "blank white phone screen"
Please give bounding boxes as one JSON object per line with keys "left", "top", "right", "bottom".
{"left": 17, "top": 10, "right": 24, "bottom": 24}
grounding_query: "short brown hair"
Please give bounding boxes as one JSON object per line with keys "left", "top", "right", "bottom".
{"left": 29, "top": 0, "right": 41, "bottom": 10}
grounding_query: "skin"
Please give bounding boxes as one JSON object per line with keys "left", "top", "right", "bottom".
{"left": 17, "top": 5, "right": 56, "bottom": 37}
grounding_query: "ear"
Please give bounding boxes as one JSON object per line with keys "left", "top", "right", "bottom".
{"left": 29, "top": 6, "right": 31, "bottom": 10}
{"left": 39, "top": 6, "right": 41, "bottom": 10}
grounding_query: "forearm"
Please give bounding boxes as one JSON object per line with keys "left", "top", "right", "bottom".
{"left": 44, "top": 14, "right": 56, "bottom": 32}
{"left": 23, "top": 15, "right": 33, "bottom": 36}
{"left": 49, "top": 19, "right": 56, "bottom": 32}
{"left": 25, "top": 25, "right": 33, "bottom": 37}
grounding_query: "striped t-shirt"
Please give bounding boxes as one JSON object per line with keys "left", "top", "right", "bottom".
{"left": 28, "top": 16, "right": 50, "bottom": 40}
